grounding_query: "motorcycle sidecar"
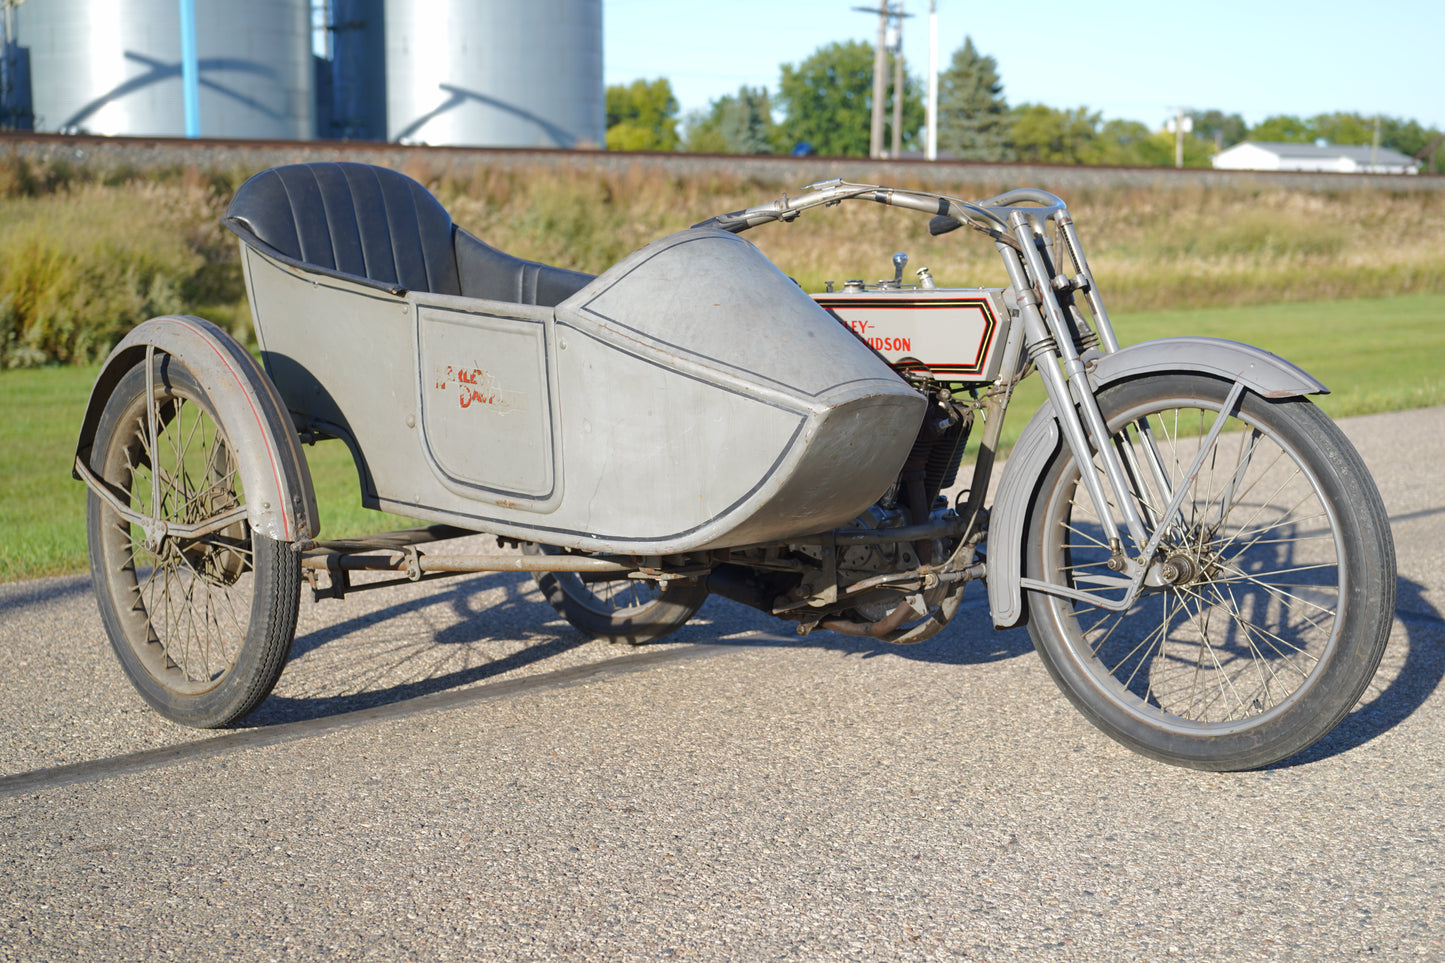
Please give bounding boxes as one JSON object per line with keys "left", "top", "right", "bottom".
{"left": 224, "top": 162, "right": 926, "bottom": 555}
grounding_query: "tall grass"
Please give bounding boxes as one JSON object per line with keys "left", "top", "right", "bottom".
{"left": 1, "top": 152, "right": 1444, "bottom": 368}
{"left": 0, "top": 159, "right": 250, "bottom": 366}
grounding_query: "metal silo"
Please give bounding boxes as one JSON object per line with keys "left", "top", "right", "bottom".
{"left": 326, "top": 0, "right": 387, "bottom": 140}
{"left": 384, "top": 0, "right": 602, "bottom": 148}
{"left": 17, "top": 0, "right": 312, "bottom": 139}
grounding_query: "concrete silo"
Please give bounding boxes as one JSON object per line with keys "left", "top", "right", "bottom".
{"left": 17, "top": 0, "right": 312, "bottom": 139}
{"left": 384, "top": 0, "right": 603, "bottom": 148}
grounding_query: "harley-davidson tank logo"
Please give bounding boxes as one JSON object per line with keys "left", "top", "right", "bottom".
{"left": 813, "top": 293, "right": 1003, "bottom": 380}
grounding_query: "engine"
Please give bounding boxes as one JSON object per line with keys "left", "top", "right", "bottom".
{"left": 811, "top": 251, "right": 1005, "bottom": 561}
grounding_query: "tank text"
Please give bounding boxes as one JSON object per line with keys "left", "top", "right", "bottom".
{"left": 866, "top": 336, "right": 911, "bottom": 352}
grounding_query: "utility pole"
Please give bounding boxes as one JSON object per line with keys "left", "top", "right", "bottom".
{"left": 889, "top": 5, "right": 904, "bottom": 158}
{"left": 1172, "top": 106, "right": 1191, "bottom": 169}
{"left": 854, "top": 2, "right": 912, "bottom": 159}
{"left": 926, "top": 0, "right": 938, "bottom": 161}
{"left": 854, "top": 4, "right": 889, "bottom": 159}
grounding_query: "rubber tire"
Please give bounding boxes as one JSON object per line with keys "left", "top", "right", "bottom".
{"left": 1024, "top": 374, "right": 1395, "bottom": 771}
{"left": 524, "top": 543, "right": 708, "bottom": 645}
{"left": 86, "top": 357, "right": 301, "bottom": 728}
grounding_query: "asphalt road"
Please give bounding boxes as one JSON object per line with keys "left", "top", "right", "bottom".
{"left": 2, "top": 406, "right": 1442, "bottom": 962}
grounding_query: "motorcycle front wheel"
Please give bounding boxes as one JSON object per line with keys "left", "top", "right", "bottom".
{"left": 523, "top": 543, "right": 709, "bottom": 645}
{"left": 1024, "top": 374, "right": 1395, "bottom": 771}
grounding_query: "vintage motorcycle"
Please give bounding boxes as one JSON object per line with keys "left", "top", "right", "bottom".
{"left": 74, "top": 162, "right": 1396, "bottom": 771}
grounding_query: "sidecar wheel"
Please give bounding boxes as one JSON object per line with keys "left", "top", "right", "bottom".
{"left": 1023, "top": 374, "right": 1394, "bottom": 771}
{"left": 86, "top": 357, "right": 301, "bottom": 728}
{"left": 524, "top": 544, "right": 708, "bottom": 645}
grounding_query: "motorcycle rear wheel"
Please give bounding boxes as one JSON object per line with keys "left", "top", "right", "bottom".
{"left": 524, "top": 544, "right": 708, "bottom": 645}
{"left": 1024, "top": 374, "right": 1394, "bottom": 771}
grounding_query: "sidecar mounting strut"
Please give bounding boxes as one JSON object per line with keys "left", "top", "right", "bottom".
{"left": 295, "top": 524, "right": 654, "bottom": 600}
{"left": 300, "top": 547, "right": 634, "bottom": 577}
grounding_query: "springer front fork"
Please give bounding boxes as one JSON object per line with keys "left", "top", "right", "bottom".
{"left": 988, "top": 195, "right": 1229, "bottom": 610}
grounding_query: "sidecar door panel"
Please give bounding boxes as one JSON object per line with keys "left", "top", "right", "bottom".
{"left": 416, "top": 303, "right": 557, "bottom": 501}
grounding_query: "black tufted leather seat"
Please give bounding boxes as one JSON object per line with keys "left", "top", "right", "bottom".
{"left": 224, "top": 162, "right": 592, "bottom": 307}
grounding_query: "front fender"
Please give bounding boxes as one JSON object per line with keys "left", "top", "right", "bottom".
{"left": 985, "top": 337, "right": 1326, "bottom": 628}
{"left": 74, "top": 315, "right": 318, "bottom": 543}
{"left": 1089, "top": 337, "right": 1327, "bottom": 398}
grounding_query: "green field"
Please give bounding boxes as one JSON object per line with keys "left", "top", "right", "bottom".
{"left": 4, "top": 292, "right": 1441, "bottom": 583}
{"left": 0, "top": 365, "right": 422, "bottom": 582}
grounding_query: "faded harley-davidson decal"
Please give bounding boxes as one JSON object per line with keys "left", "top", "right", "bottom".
{"left": 432, "top": 364, "right": 520, "bottom": 412}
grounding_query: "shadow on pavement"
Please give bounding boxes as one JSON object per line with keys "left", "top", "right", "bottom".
{"left": 239, "top": 562, "right": 1438, "bottom": 772}
{"left": 1275, "top": 574, "right": 1445, "bottom": 768}
{"left": 0, "top": 574, "right": 93, "bottom": 611}
{"left": 243, "top": 577, "right": 1032, "bottom": 728}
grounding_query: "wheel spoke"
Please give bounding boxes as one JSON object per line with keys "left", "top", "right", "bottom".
{"left": 1192, "top": 577, "right": 1319, "bottom": 685}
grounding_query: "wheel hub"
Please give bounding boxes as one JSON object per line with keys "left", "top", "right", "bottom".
{"left": 1147, "top": 541, "right": 1222, "bottom": 589}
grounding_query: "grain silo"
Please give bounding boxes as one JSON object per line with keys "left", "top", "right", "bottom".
{"left": 383, "top": 0, "right": 603, "bottom": 148}
{"left": 17, "top": 0, "right": 313, "bottom": 139}
{"left": 325, "top": 0, "right": 388, "bottom": 140}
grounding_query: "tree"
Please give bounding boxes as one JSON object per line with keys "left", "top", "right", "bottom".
{"left": 1308, "top": 112, "right": 1376, "bottom": 147}
{"left": 1007, "top": 104, "right": 1100, "bottom": 164}
{"left": 684, "top": 86, "right": 775, "bottom": 154}
{"left": 1377, "top": 116, "right": 1444, "bottom": 173}
{"left": 606, "top": 78, "right": 680, "bottom": 152}
{"left": 1190, "top": 110, "right": 1247, "bottom": 150}
{"left": 936, "top": 37, "right": 1009, "bottom": 160}
{"left": 1247, "top": 114, "right": 1312, "bottom": 143}
{"left": 1084, "top": 119, "right": 1171, "bottom": 166}
{"left": 682, "top": 109, "right": 729, "bottom": 154}
{"left": 775, "top": 40, "right": 923, "bottom": 157}
{"left": 1377, "top": 116, "right": 1431, "bottom": 156}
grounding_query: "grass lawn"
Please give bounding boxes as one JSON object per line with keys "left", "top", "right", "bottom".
{"left": 3, "top": 292, "right": 1442, "bottom": 582}
{"left": 0, "top": 367, "right": 420, "bottom": 582}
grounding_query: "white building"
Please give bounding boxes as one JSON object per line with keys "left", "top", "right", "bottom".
{"left": 1213, "top": 141, "right": 1419, "bottom": 174}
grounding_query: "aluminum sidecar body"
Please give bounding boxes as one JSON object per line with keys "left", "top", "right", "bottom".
{"left": 226, "top": 163, "right": 924, "bottom": 554}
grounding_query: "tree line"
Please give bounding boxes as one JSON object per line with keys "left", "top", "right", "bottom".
{"left": 605, "top": 38, "right": 1443, "bottom": 172}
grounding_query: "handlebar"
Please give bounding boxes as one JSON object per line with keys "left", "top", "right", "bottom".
{"left": 693, "top": 179, "right": 1070, "bottom": 252}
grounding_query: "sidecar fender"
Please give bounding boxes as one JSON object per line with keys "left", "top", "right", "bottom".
{"left": 74, "top": 315, "right": 318, "bottom": 543}
{"left": 986, "top": 337, "right": 1326, "bottom": 628}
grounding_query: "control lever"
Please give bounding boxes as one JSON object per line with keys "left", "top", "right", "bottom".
{"left": 929, "top": 214, "right": 963, "bottom": 236}
{"left": 891, "top": 251, "right": 908, "bottom": 287}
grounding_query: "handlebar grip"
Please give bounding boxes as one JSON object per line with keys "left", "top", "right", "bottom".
{"left": 870, "top": 190, "right": 953, "bottom": 218}
{"left": 929, "top": 214, "right": 963, "bottom": 236}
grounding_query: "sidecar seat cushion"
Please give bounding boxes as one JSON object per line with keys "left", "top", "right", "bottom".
{"left": 453, "top": 228, "right": 595, "bottom": 307}
{"left": 225, "top": 162, "right": 461, "bottom": 296}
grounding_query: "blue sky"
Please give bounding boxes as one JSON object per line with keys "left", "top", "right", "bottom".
{"left": 605, "top": 0, "right": 1444, "bottom": 133}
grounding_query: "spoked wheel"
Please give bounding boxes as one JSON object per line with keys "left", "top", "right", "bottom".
{"left": 1024, "top": 374, "right": 1395, "bottom": 770}
{"left": 523, "top": 543, "right": 708, "bottom": 645}
{"left": 86, "top": 355, "right": 300, "bottom": 728}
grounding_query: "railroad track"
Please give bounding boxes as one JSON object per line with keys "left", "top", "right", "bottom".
{"left": 4, "top": 130, "right": 1439, "bottom": 192}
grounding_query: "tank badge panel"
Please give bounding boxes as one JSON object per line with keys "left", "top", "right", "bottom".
{"left": 812, "top": 288, "right": 1010, "bottom": 383}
